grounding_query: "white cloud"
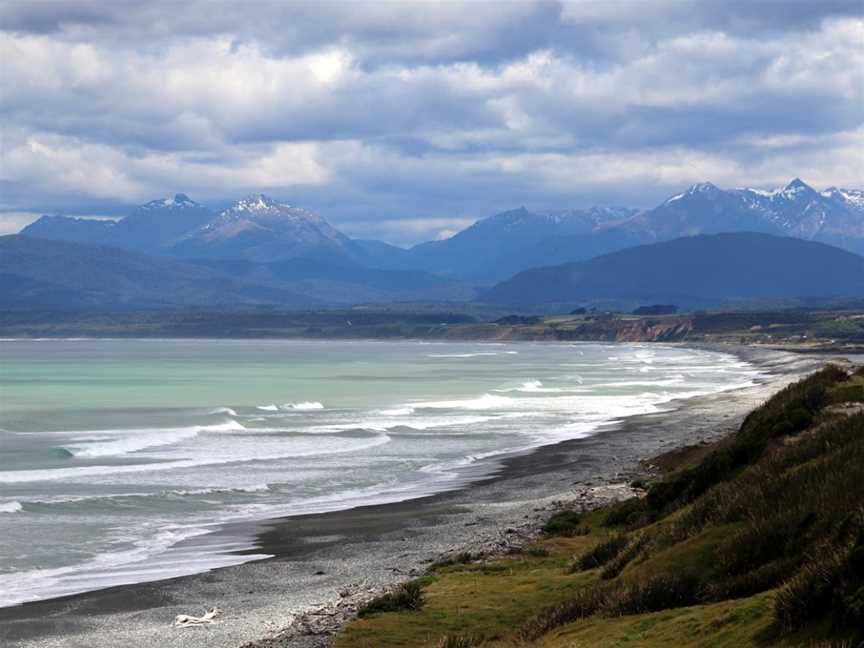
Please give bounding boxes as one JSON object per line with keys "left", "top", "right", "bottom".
{"left": 339, "top": 216, "right": 477, "bottom": 245}
{"left": 0, "top": 212, "right": 44, "bottom": 234}
{"left": 0, "top": 3, "right": 861, "bottom": 242}
{"left": 1, "top": 133, "right": 329, "bottom": 210}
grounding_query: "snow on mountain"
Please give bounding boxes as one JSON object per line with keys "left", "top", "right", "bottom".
{"left": 141, "top": 193, "right": 199, "bottom": 209}
{"left": 823, "top": 187, "right": 864, "bottom": 212}
{"left": 18, "top": 180, "right": 864, "bottom": 281}
{"left": 664, "top": 182, "right": 724, "bottom": 204}
{"left": 172, "top": 194, "right": 356, "bottom": 262}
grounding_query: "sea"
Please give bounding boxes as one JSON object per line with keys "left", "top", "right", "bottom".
{"left": 0, "top": 338, "right": 761, "bottom": 607}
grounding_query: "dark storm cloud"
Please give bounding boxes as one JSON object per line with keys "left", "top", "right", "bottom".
{"left": 1, "top": 0, "right": 862, "bottom": 243}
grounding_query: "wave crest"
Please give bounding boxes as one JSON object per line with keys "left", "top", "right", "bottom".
{"left": 64, "top": 420, "right": 246, "bottom": 458}
{"left": 284, "top": 401, "right": 324, "bottom": 410}
{"left": 412, "top": 393, "right": 513, "bottom": 410}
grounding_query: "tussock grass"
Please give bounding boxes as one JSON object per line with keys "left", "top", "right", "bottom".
{"left": 436, "top": 634, "right": 482, "bottom": 648}
{"left": 543, "top": 510, "right": 590, "bottom": 537}
{"left": 515, "top": 583, "right": 611, "bottom": 642}
{"left": 518, "top": 570, "right": 704, "bottom": 639}
{"left": 569, "top": 534, "right": 629, "bottom": 572}
{"left": 357, "top": 580, "right": 425, "bottom": 618}
{"left": 604, "top": 571, "right": 704, "bottom": 615}
{"left": 703, "top": 555, "right": 802, "bottom": 601}
{"left": 775, "top": 517, "right": 864, "bottom": 634}
{"left": 602, "top": 497, "right": 650, "bottom": 528}
{"left": 599, "top": 534, "right": 649, "bottom": 579}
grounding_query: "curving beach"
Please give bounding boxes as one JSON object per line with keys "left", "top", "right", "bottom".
{"left": 0, "top": 343, "right": 836, "bottom": 648}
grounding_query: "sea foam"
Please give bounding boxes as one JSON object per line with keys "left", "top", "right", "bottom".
{"left": 283, "top": 401, "right": 324, "bottom": 410}
{"left": 65, "top": 420, "right": 246, "bottom": 458}
{"left": 411, "top": 393, "right": 514, "bottom": 410}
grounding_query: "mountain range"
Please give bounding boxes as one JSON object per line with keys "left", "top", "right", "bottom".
{"left": 11, "top": 177, "right": 864, "bottom": 309}
{"left": 407, "top": 178, "right": 864, "bottom": 279}
{"left": 22, "top": 179, "right": 864, "bottom": 283}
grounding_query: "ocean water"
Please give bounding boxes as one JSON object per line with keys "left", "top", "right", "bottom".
{"left": 0, "top": 338, "right": 761, "bottom": 607}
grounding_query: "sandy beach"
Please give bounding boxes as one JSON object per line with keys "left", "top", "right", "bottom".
{"left": 0, "top": 345, "right": 841, "bottom": 648}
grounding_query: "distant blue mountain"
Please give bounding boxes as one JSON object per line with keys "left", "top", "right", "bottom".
{"left": 0, "top": 235, "right": 315, "bottom": 310}
{"left": 403, "top": 206, "right": 637, "bottom": 279}
{"left": 22, "top": 215, "right": 115, "bottom": 245}
{"left": 18, "top": 178, "right": 864, "bottom": 288}
{"left": 482, "top": 232, "right": 864, "bottom": 308}
{"left": 404, "top": 179, "right": 864, "bottom": 280}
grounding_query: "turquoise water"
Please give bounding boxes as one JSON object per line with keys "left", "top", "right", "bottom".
{"left": 0, "top": 338, "right": 760, "bottom": 606}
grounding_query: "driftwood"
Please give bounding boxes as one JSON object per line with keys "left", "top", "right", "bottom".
{"left": 173, "top": 607, "right": 221, "bottom": 628}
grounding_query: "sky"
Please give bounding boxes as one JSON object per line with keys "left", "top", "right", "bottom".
{"left": 1, "top": 0, "right": 863, "bottom": 245}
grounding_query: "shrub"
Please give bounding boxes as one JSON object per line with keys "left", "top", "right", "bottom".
{"left": 515, "top": 584, "right": 611, "bottom": 642}
{"left": 605, "top": 572, "right": 704, "bottom": 615}
{"left": 668, "top": 406, "right": 864, "bottom": 547}
{"left": 570, "top": 534, "right": 629, "bottom": 572}
{"left": 774, "top": 546, "right": 847, "bottom": 632}
{"left": 704, "top": 556, "right": 802, "bottom": 601}
{"left": 716, "top": 509, "right": 815, "bottom": 577}
{"left": 600, "top": 535, "right": 649, "bottom": 580}
{"left": 827, "top": 383, "right": 864, "bottom": 404}
{"left": 603, "top": 497, "right": 651, "bottom": 528}
{"left": 543, "top": 510, "right": 589, "bottom": 536}
{"left": 774, "top": 513, "right": 863, "bottom": 635}
{"left": 357, "top": 580, "right": 425, "bottom": 617}
{"left": 645, "top": 448, "right": 734, "bottom": 514}
{"left": 732, "top": 365, "right": 846, "bottom": 464}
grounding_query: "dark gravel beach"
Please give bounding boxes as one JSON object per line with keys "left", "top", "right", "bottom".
{"left": 0, "top": 346, "right": 839, "bottom": 648}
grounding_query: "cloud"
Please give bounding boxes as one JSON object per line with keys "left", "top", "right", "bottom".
{"left": 1, "top": 1, "right": 862, "bottom": 243}
{"left": 339, "top": 216, "right": 478, "bottom": 246}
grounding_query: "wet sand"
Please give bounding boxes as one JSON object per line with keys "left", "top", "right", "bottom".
{"left": 0, "top": 345, "right": 839, "bottom": 648}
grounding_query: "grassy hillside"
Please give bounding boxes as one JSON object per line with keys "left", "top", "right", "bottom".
{"left": 336, "top": 366, "right": 864, "bottom": 648}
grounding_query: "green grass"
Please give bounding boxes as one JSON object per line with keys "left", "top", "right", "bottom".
{"left": 337, "top": 538, "right": 598, "bottom": 647}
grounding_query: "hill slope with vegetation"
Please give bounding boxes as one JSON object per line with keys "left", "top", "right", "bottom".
{"left": 336, "top": 366, "right": 864, "bottom": 648}
{"left": 482, "top": 233, "right": 864, "bottom": 307}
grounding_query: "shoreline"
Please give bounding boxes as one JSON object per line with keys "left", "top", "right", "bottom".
{"left": 0, "top": 344, "right": 842, "bottom": 648}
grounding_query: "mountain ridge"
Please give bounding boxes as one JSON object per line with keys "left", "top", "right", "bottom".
{"left": 482, "top": 232, "right": 864, "bottom": 308}
{"left": 0, "top": 235, "right": 316, "bottom": 310}
{"left": 18, "top": 178, "right": 864, "bottom": 283}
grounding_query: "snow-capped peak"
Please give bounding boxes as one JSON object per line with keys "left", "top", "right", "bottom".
{"left": 232, "top": 194, "right": 285, "bottom": 212}
{"left": 142, "top": 193, "right": 198, "bottom": 209}
{"left": 665, "top": 182, "right": 719, "bottom": 203}
{"left": 689, "top": 181, "right": 719, "bottom": 193}
{"left": 740, "top": 179, "right": 816, "bottom": 201}
{"left": 210, "top": 195, "right": 328, "bottom": 231}
{"left": 782, "top": 178, "right": 813, "bottom": 195}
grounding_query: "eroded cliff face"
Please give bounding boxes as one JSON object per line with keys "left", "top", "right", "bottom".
{"left": 441, "top": 317, "right": 695, "bottom": 342}
{"left": 611, "top": 317, "right": 695, "bottom": 342}
{"left": 550, "top": 317, "right": 693, "bottom": 342}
